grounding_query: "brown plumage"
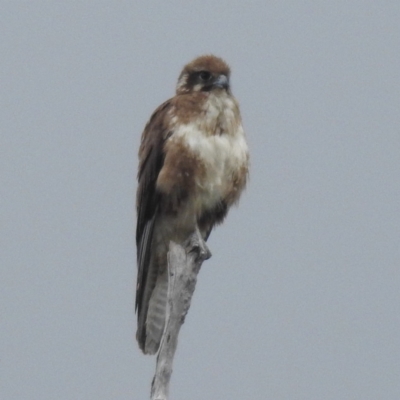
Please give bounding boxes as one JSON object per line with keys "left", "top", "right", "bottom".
{"left": 136, "top": 55, "right": 249, "bottom": 354}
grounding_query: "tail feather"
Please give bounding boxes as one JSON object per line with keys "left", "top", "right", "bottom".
{"left": 136, "top": 256, "right": 159, "bottom": 352}
{"left": 144, "top": 270, "right": 169, "bottom": 354}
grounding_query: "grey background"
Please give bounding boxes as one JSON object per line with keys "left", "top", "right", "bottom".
{"left": 1, "top": 2, "right": 399, "bottom": 399}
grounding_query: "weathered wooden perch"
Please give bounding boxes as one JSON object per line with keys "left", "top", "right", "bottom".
{"left": 150, "top": 228, "right": 211, "bottom": 400}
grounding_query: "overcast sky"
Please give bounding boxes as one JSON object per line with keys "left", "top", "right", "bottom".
{"left": 1, "top": 2, "right": 400, "bottom": 399}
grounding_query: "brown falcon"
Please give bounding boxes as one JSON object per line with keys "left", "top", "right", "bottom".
{"left": 136, "top": 55, "right": 249, "bottom": 354}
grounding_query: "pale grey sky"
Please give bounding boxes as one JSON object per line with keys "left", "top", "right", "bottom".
{"left": 1, "top": 2, "right": 400, "bottom": 399}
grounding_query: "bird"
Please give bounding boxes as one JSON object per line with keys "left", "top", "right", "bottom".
{"left": 135, "top": 55, "right": 249, "bottom": 354}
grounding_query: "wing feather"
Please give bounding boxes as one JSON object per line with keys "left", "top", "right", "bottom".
{"left": 135, "top": 100, "right": 173, "bottom": 348}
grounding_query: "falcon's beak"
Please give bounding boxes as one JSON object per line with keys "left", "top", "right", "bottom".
{"left": 214, "top": 74, "right": 229, "bottom": 89}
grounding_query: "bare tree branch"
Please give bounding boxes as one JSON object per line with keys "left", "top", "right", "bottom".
{"left": 150, "top": 229, "right": 211, "bottom": 400}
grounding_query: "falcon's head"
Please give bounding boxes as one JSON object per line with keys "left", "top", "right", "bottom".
{"left": 176, "top": 55, "right": 231, "bottom": 95}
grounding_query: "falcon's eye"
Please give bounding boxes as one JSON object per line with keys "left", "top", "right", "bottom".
{"left": 199, "top": 71, "right": 212, "bottom": 81}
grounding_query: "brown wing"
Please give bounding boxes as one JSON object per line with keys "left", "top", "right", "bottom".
{"left": 135, "top": 100, "right": 173, "bottom": 317}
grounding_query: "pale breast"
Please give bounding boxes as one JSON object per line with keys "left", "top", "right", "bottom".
{"left": 170, "top": 92, "right": 249, "bottom": 213}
